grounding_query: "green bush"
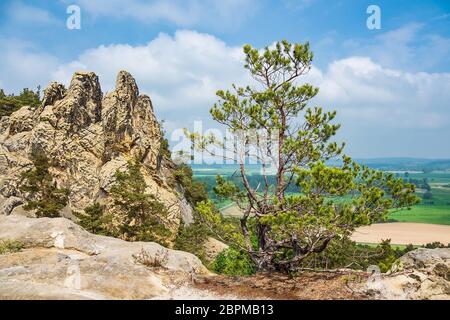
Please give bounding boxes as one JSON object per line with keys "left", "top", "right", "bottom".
{"left": 174, "top": 221, "right": 211, "bottom": 264}
{"left": 158, "top": 123, "right": 172, "bottom": 160}
{"left": 0, "top": 240, "right": 24, "bottom": 255}
{"left": 423, "top": 242, "right": 449, "bottom": 249}
{"left": 212, "top": 247, "right": 256, "bottom": 276}
{"left": 20, "top": 152, "right": 69, "bottom": 217}
{"left": 300, "top": 237, "right": 416, "bottom": 273}
{"left": 172, "top": 166, "right": 216, "bottom": 266}
{"left": 74, "top": 203, "right": 112, "bottom": 236}
{"left": 168, "top": 161, "right": 211, "bottom": 262}
{"left": 159, "top": 137, "right": 171, "bottom": 159}
{"left": 173, "top": 164, "right": 208, "bottom": 206}
{"left": 75, "top": 160, "right": 172, "bottom": 246}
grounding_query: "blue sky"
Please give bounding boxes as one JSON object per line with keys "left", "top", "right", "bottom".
{"left": 1, "top": 0, "right": 449, "bottom": 158}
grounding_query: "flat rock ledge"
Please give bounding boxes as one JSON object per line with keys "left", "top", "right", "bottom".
{"left": 0, "top": 215, "right": 212, "bottom": 300}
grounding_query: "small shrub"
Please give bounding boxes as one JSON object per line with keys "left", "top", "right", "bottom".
{"left": 0, "top": 240, "right": 24, "bottom": 255}
{"left": 133, "top": 247, "right": 169, "bottom": 268}
{"left": 174, "top": 221, "right": 211, "bottom": 264}
{"left": 172, "top": 165, "right": 212, "bottom": 265}
{"left": 109, "top": 159, "right": 171, "bottom": 245}
{"left": 159, "top": 137, "right": 171, "bottom": 159}
{"left": 212, "top": 247, "right": 256, "bottom": 276}
{"left": 74, "top": 203, "right": 112, "bottom": 236}
{"left": 423, "top": 242, "right": 449, "bottom": 249}
{"left": 75, "top": 161, "right": 173, "bottom": 246}
{"left": 300, "top": 237, "right": 416, "bottom": 273}
{"left": 173, "top": 164, "right": 208, "bottom": 206}
{"left": 20, "top": 152, "right": 69, "bottom": 217}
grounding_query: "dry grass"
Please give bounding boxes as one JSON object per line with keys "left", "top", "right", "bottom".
{"left": 133, "top": 247, "right": 169, "bottom": 269}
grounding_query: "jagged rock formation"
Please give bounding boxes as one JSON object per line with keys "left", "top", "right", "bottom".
{"left": 365, "top": 248, "right": 450, "bottom": 300}
{"left": 0, "top": 71, "right": 191, "bottom": 237}
{"left": 0, "top": 214, "right": 210, "bottom": 299}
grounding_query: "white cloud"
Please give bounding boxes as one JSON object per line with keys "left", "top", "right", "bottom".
{"left": 0, "top": 39, "right": 59, "bottom": 92}
{"left": 52, "top": 30, "right": 250, "bottom": 117}
{"left": 65, "top": 0, "right": 258, "bottom": 28}
{"left": 342, "top": 23, "right": 450, "bottom": 72}
{"left": 306, "top": 57, "right": 450, "bottom": 130}
{"left": 1, "top": 30, "right": 450, "bottom": 157}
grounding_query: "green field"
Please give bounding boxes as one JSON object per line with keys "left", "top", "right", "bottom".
{"left": 388, "top": 182, "right": 450, "bottom": 225}
{"left": 193, "top": 164, "right": 450, "bottom": 226}
{"left": 389, "top": 206, "right": 450, "bottom": 225}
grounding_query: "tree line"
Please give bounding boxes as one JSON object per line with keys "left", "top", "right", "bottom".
{"left": 0, "top": 87, "right": 41, "bottom": 117}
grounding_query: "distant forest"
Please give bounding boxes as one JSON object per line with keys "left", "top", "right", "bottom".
{"left": 350, "top": 158, "right": 450, "bottom": 172}
{"left": 0, "top": 87, "right": 41, "bottom": 117}
{"left": 192, "top": 157, "right": 450, "bottom": 175}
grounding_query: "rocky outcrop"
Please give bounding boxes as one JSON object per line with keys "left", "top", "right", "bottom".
{"left": 365, "top": 248, "right": 450, "bottom": 300}
{"left": 1, "top": 215, "right": 447, "bottom": 300}
{"left": 204, "top": 237, "right": 229, "bottom": 263}
{"left": 0, "top": 196, "right": 22, "bottom": 215}
{"left": 0, "top": 71, "right": 192, "bottom": 237}
{"left": 0, "top": 214, "right": 208, "bottom": 299}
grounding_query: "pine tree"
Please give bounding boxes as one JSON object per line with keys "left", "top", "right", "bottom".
{"left": 190, "top": 40, "right": 420, "bottom": 272}
{"left": 20, "top": 152, "right": 69, "bottom": 218}
{"left": 109, "top": 160, "right": 171, "bottom": 243}
{"left": 75, "top": 203, "right": 111, "bottom": 235}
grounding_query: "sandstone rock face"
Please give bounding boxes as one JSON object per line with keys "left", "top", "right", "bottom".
{"left": 365, "top": 248, "right": 450, "bottom": 300}
{"left": 0, "top": 71, "right": 192, "bottom": 236}
{"left": 0, "top": 196, "right": 22, "bottom": 215}
{"left": 204, "top": 237, "right": 229, "bottom": 263}
{"left": 0, "top": 215, "right": 208, "bottom": 300}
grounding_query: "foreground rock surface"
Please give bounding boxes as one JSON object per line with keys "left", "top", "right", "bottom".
{"left": 1, "top": 215, "right": 448, "bottom": 300}
{"left": 365, "top": 248, "right": 450, "bottom": 300}
{"left": 0, "top": 215, "right": 210, "bottom": 299}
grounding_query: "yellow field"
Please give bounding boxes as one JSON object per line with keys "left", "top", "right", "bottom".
{"left": 220, "top": 203, "right": 450, "bottom": 245}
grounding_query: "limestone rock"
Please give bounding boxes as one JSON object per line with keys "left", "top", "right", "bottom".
{"left": 204, "top": 237, "right": 228, "bottom": 263}
{"left": 10, "top": 204, "right": 35, "bottom": 218}
{"left": 400, "top": 248, "right": 450, "bottom": 271}
{"left": 0, "top": 215, "right": 208, "bottom": 300}
{"left": 0, "top": 70, "right": 192, "bottom": 237}
{"left": 1, "top": 196, "right": 23, "bottom": 215}
{"left": 8, "top": 106, "right": 36, "bottom": 135}
{"left": 364, "top": 248, "right": 450, "bottom": 300}
{"left": 42, "top": 82, "right": 66, "bottom": 108}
